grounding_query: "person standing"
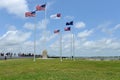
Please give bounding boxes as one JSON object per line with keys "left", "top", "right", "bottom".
{"left": 5, "top": 54, "right": 7, "bottom": 60}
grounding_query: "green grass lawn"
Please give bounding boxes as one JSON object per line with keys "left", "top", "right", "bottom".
{"left": 0, "top": 58, "right": 120, "bottom": 80}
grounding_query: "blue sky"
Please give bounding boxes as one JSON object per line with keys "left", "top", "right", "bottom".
{"left": 0, "top": 0, "right": 120, "bottom": 57}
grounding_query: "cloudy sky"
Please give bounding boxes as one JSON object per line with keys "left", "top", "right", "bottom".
{"left": 0, "top": 0, "right": 120, "bottom": 57}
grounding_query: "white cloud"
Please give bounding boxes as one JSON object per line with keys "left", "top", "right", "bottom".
{"left": 0, "top": 0, "right": 29, "bottom": 17}
{"left": 98, "top": 23, "right": 120, "bottom": 35}
{"left": 46, "top": 1, "right": 55, "bottom": 11}
{"left": 73, "top": 38, "right": 120, "bottom": 56}
{"left": 37, "top": 19, "right": 49, "bottom": 30}
{"left": 23, "top": 19, "right": 49, "bottom": 30}
{"left": 97, "top": 22, "right": 120, "bottom": 35}
{"left": 83, "top": 41, "right": 95, "bottom": 48}
{"left": 6, "top": 25, "right": 17, "bottom": 31}
{"left": 62, "top": 33, "right": 72, "bottom": 40}
{"left": 82, "top": 38, "right": 120, "bottom": 50}
{"left": 77, "top": 29, "right": 93, "bottom": 38}
{"left": 75, "top": 22, "right": 86, "bottom": 29}
{"left": 97, "top": 22, "right": 111, "bottom": 34}
{"left": 39, "top": 31, "right": 56, "bottom": 42}
{"left": 23, "top": 41, "right": 34, "bottom": 47}
{"left": 23, "top": 22, "right": 35, "bottom": 30}
{"left": 64, "top": 16, "right": 75, "bottom": 20}
{"left": 46, "top": 34, "right": 56, "bottom": 42}
{"left": 0, "top": 30, "right": 31, "bottom": 46}
{"left": 97, "top": 22, "right": 111, "bottom": 29}
{"left": 114, "top": 24, "right": 120, "bottom": 30}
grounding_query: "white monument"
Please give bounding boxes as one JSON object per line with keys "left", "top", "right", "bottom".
{"left": 42, "top": 49, "right": 48, "bottom": 59}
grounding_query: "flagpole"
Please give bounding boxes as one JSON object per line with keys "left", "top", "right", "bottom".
{"left": 73, "top": 34, "right": 75, "bottom": 61}
{"left": 44, "top": 3, "right": 47, "bottom": 51}
{"left": 71, "top": 32, "right": 73, "bottom": 60}
{"left": 33, "top": 20, "right": 36, "bottom": 62}
{"left": 60, "top": 32, "right": 62, "bottom": 61}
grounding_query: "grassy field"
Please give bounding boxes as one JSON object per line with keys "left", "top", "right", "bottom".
{"left": 0, "top": 58, "right": 120, "bottom": 80}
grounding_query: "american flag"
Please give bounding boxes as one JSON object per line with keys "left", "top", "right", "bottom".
{"left": 54, "top": 30, "right": 60, "bottom": 33}
{"left": 64, "top": 27, "right": 71, "bottom": 31}
{"left": 36, "top": 4, "right": 46, "bottom": 11}
{"left": 25, "top": 11, "right": 36, "bottom": 17}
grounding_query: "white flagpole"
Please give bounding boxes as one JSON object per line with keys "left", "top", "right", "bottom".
{"left": 60, "top": 32, "right": 62, "bottom": 61}
{"left": 44, "top": 3, "right": 47, "bottom": 50}
{"left": 71, "top": 31, "right": 73, "bottom": 60}
{"left": 73, "top": 34, "right": 75, "bottom": 61}
{"left": 33, "top": 21, "right": 36, "bottom": 62}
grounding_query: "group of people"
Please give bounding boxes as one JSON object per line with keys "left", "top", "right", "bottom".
{"left": 0, "top": 52, "right": 16, "bottom": 60}
{"left": 18, "top": 53, "right": 34, "bottom": 57}
{"left": 0, "top": 52, "right": 42, "bottom": 60}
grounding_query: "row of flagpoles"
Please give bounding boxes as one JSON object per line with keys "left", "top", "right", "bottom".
{"left": 25, "top": 2, "right": 75, "bottom": 61}
{"left": 53, "top": 21, "right": 74, "bottom": 61}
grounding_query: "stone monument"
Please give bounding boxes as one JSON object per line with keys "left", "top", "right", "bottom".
{"left": 42, "top": 49, "right": 48, "bottom": 59}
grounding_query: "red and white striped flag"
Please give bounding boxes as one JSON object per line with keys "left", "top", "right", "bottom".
{"left": 64, "top": 27, "right": 71, "bottom": 31}
{"left": 25, "top": 11, "right": 36, "bottom": 17}
{"left": 36, "top": 4, "right": 46, "bottom": 11}
{"left": 54, "top": 29, "right": 60, "bottom": 34}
